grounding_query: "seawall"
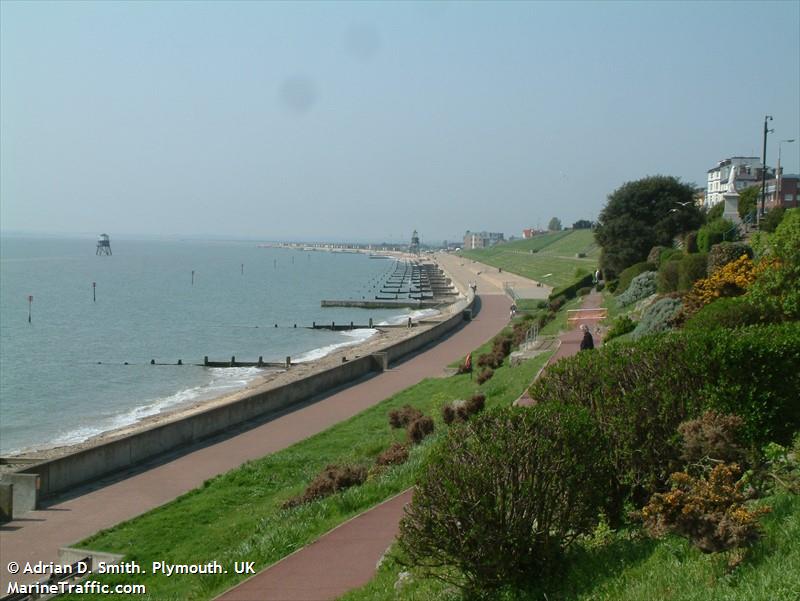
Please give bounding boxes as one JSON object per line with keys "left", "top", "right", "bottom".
{"left": 21, "top": 294, "right": 475, "bottom": 500}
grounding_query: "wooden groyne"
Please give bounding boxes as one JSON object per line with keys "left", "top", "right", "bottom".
{"left": 321, "top": 299, "right": 442, "bottom": 309}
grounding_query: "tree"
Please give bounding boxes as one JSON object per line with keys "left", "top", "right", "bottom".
{"left": 738, "top": 186, "right": 759, "bottom": 219}
{"left": 595, "top": 176, "right": 703, "bottom": 278}
{"left": 548, "top": 217, "right": 562, "bottom": 231}
{"left": 573, "top": 219, "right": 594, "bottom": 229}
{"left": 748, "top": 208, "right": 800, "bottom": 318}
{"left": 705, "top": 201, "right": 724, "bottom": 222}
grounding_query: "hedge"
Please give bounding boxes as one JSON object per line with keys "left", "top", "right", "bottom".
{"left": 548, "top": 273, "right": 594, "bottom": 303}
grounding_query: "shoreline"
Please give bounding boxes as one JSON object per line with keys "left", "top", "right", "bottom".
{"left": 1, "top": 252, "right": 469, "bottom": 468}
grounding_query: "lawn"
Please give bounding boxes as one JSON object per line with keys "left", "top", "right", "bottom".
{"left": 60, "top": 337, "right": 554, "bottom": 601}
{"left": 340, "top": 491, "right": 800, "bottom": 601}
{"left": 462, "top": 230, "right": 599, "bottom": 290}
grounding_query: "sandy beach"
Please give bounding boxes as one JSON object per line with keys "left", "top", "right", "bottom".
{"left": 1, "top": 251, "right": 475, "bottom": 467}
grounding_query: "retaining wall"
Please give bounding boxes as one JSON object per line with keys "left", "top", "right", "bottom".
{"left": 22, "top": 294, "right": 475, "bottom": 500}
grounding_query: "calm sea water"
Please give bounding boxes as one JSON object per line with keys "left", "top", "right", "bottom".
{"left": 0, "top": 237, "right": 423, "bottom": 454}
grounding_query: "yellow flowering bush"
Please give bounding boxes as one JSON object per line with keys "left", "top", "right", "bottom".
{"left": 682, "top": 255, "right": 756, "bottom": 317}
{"left": 641, "top": 463, "right": 770, "bottom": 554}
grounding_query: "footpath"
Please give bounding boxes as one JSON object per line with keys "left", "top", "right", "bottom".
{"left": 215, "top": 289, "right": 605, "bottom": 601}
{"left": 0, "top": 257, "right": 510, "bottom": 590}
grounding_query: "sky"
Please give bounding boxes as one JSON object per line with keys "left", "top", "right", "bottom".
{"left": 1, "top": 1, "right": 799, "bottom": 243}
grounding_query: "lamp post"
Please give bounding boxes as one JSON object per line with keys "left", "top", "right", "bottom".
{"left": 778, "top": 139, "right": 796, "bottom": 210}
{"left": 759, "top": 115, "right": 774, "bottom": 227}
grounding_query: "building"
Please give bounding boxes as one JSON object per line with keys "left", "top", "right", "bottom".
{"left": 409, "top": 230, "right": 420, "bottom": 254}
{"left": 763, "top": 173, "right": 799, "bottom": 211}
{"left": 706, "top": 157, "right": 772, "bottom": 209}
{"left": 463, "top": 231, "right": 504, "bottom": 250}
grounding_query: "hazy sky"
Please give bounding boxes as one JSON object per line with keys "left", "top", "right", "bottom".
{"left": 2, "top": 1, "right": 798, "bottom": 243}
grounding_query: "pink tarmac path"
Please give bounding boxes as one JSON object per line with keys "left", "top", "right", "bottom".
{"left": 0, "top": 288, "right": 511, "bottom": 590}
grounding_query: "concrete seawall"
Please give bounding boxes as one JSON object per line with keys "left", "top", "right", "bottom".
{"left": 22, "top": 294, "right": 475, "bottom": 500}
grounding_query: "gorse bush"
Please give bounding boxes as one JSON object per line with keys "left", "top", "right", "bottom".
{"left": 389, "top": 405, "right": 424, "bottom": 429}
{"left": 707, "top": 242, "right": 753, "bottom": 274}
{"left": 682, "top": 296, "right": 782, "bottom": 331}
{"left": 615, "top": 262, "right": 655, "bottom": 296}
{"left": 641, "top": 464, "right": 770, "bottom": 554}
{"left": 442, "top": 394, "right": 486, "bottom": 425}
{"left": 375, "top": 442, "right": 410, "bottom": 467}
{"left": 631, "top": 297, "right": 682, "bottom": 339}
{"left": 476, "top": 368, "right": 494, "bottom": 384}
{"left": 616, "top": 271, "right": 657, "bottom": 307}
{"left": 529, "top": 323, "right": 800, "bottom": 508}
{"left": 683, "top": 254, "right": 756, "bottom": 316}
{"left": 398, "top": 405, "right": 613, "bottom": 592}
{"left": 407, "top": 415, "right": 435, "bottom": 445}
{"left": 678, "top": 411, "right": 747, "bottom": 466}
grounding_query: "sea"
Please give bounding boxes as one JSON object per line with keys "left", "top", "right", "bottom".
{"left": 0, "top": 237, "right": 435, "bottom": 455}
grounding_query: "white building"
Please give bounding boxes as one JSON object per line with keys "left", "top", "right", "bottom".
{"left": 706, "top": 157, "right": 768, "bottom": 209}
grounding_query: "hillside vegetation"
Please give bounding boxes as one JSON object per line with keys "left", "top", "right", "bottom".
{"left": 461, "top": 230, "right": 599, "bottom": 289}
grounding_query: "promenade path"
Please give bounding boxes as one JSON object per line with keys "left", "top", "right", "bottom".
{"left": 0, "top": 254, "right": 511, "bottom": 591}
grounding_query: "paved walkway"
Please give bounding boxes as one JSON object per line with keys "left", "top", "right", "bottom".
{"left": 0, "top": 256, "right": 510, "bottom": 590}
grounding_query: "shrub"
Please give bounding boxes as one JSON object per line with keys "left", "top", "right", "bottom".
{"left": 677, "top": 252, "right": 708, "bottom": 290}
{"left": 442, "top": 404, "right": 456, "bottom": 425}
{"left": 656, "top": 260, "right": 680, "bottom": 293}
{"left": 617, "top": 271, "right": 657, "bottom": 307}
{"left": 683, "top": 296, "right": 782, "bottom": 331}
{"left": 604, "top": 315, "right": 636, "bottom": 343}
{"left": 659, "top": 248, "right": 683, "bottom": 266}
{"left": 698, "top": 218, "right": 737, "bottom": 252}
{"left": 595, "top": 282, "right": 605, "bottom": 292}
{"left": 705, "top": 201, "right": 724, "bottom": 222}
{"left": 641, "top": 464, "right": 769, "bottom": 554}
{"left": 407, "top": 416, "right": 435, "bottom": 444}
{"left": 577, "top": 286, "right": 592, "bottom": 296}
{"left": 375, "top": 442, "right": 410, "bottom": 467}
{"left": 647, "top": 245, "right": 667, "bottom": 265}
{"left": 615, "top": 261, "right": 655, "bottom": 296}
{"left": 631, "top": 297, "right": 682, "bottom": 339}
{"left": 389, "top": 405, "right": 424, "bottom": 429}
{"left": 683, "top": 254, "right": 756, "bottom": 316}
{"left": 398, "top": 405, "right": 613, "bottom": 591}
{"left": 283, "top": 464, "right": 368, "bottom": 508}
{"left": 476, "top": 368, "right": 494, "bottom": 384}
{"left": 748, "top": 209, "right": 800, "bottom": 319}
{"left": 443, "top": 394, "right": 485, "bottom": 425}
{"left": 606, "top": 279, "right": 619, "bottom": 293}
{"left": 467, "top": 393, "right": 486, "bottom": 414}
{"left": 761, "top": 205, "right": 786, "bottom": 233}
{"left": 678, "top": 411, "right": 746, "bottom": 466}
{"left": 549, "top": 296, "right": 566, "bottom": 312}
{"left": 707, "top": 242, "right": 754, "bottom": 275}
{"left": 529, "top": 323, "right": 800, "bottom": 507}
{"left": 549, "top": 273, "right": 595, "bottom": 303}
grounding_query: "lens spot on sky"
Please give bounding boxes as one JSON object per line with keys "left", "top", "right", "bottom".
{"left": 344, "top": 24, "right": 381, "bottom": 61}
{"left": 279, "top": 77, "right": 318, "bottom": 113}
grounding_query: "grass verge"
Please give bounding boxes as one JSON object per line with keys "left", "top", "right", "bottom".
{"left": 59, "top": 346, "right": 553, "bottom": 600}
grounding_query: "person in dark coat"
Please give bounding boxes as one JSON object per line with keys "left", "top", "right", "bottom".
{"left": 579, "top": 324, "right": 594, "bottom": 351}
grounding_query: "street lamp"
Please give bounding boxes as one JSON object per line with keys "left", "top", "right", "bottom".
{"left": 778, "top": 139, "right": 796, "bottom": 209}
{"left": 759, "top": 115, "right": 774, "bottom": 226}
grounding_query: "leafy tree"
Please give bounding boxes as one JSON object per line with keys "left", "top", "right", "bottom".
{"left": 595, "top": 176, "right": 703, "bottom": 278}
{"left": 748, "top": 208, "right": 800, "bottom": 318}
{"left": 738, "top": 185, "right": 759, "bottom": 219}
{"left": 761, "top": 205, "right": 786, "bottom": 233}
{"left": 572, "top": 219, "right": 593, "bottom": 229}
{"left": 548, "top": 217, "right": 562, "bottom": 231}
{"left": 705, "top": 201, "right": 724, "bottom": 222}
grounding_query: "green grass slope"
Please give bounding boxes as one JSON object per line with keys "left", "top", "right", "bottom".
{"left": 462, "top": 230, "right": 599, "bottom": 289}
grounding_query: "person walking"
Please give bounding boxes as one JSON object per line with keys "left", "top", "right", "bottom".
{"left": 579, "top": 324, "right": 594, "bottom": 351}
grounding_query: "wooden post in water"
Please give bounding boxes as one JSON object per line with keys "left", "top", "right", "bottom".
{"left": 27, "top": 295, "right": 33, "bottom": 323}
{"left": 241, "top": 263, "right": 244, "bottom": 275}
{"left": 204, "top": 356, "right": 209, "bottom": 366}
{"left": 285, "top": 356, "right": 291, "bottom": 368}
{"left": 92, "top": 282, "right": 96, "bottom": 302}
{"left": 191, "top": 270, "right": 195, "bottom": 286}
{"left": 230, "top": 356, "right": 236, "bottom": 367}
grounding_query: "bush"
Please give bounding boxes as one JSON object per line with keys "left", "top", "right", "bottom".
{"left": 595, "top": 282, "right": 605, "bottom": 292}
{"left": 615, "top": 261, "right": 655, "bottom": 296}
{"left": 761, "top": 205, "right": 786, "bottom": 233}
{"left": 407, "top": 416, "right": 435, "bottom": 445}
{"left": 476, "top": 368, "right": 494, "bottom": 384}
{"left": 442, "top": 404, "right": 456, "bottom": 425}
{"left": 678, "top": 411, "right": 746, "bottom": 466}
{"left": 549, "top": 273, "right": 595, "bottom": 305}
{"left": 617, "top": 271, "right": 657, "bottom": 307}
{"left": 683, "top": 296, "right": 782, "bottom": 331}
{"left": 529, "top": 323, "right": 800, "bottom": 506}
{"left": 641, "top": 464, "right": 769, "bottom": 554}
{"left": 698, "top": 218, "right": 737, "bottom": 252}
{"left": 442, "top": 394, "right": 486, "bottom": 425}
{"left": 604, "top": 315, "right": 636, "bottom": 342}
{"left": 284, "top": 464, "right": 368, "bottom": 508}
{"left": 748, "top": 209, "right": 800, "bottom": 319}
{"left": 631, "top": 297, "right": 682, "bottom": 339}
{"left": 656, "top": 260, "right": 680, "bottom": 293}
{"left": 647, "top": 245, "right": 668, "bottom": 265}
{"left": 659, "top": 248, "right": 683, "bottom": 266}
{"left": 705, "top": 201, "right": 724, "bottom": 222}
{"left": 548, "top": 296, "right": 566, "bottom": 312}
{"left": 398, "top": 405, "right": 613, "bottom": 591}
{"left": 707, "top": 242, "right": 754, "bottom": 274}
{"left": 389, "top": 405, "right": 424, "bottom": 429}
{"left": 375, "top": 442, "right": 410, "bottom": 467}
{"left": 577, "top": 286, "right": 592, "bottom": 296}
{"left": 677, "top": 252, "right": 708, "bottom": 290}
{"left": 683, "top": 255, "right": 756, "bottom": 317}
